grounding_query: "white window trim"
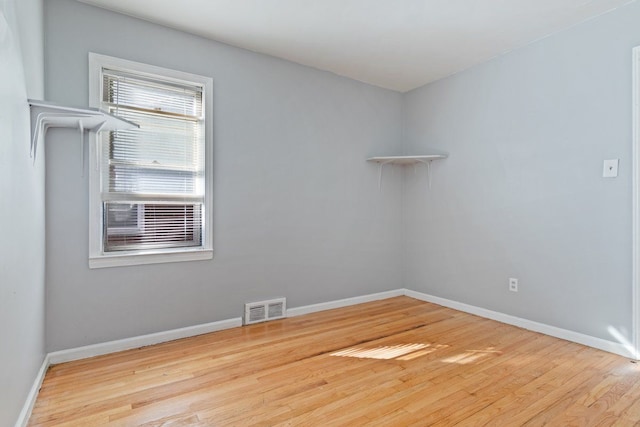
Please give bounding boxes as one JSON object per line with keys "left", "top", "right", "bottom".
{"left": 88, "top": 53, "right": 214, "bottom": 268}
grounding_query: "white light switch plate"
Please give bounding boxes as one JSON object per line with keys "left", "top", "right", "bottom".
{"left": 603, "top": 159, "right": 619, "bottom": 178}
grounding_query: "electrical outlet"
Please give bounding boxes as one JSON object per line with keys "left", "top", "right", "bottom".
{"left": 509, "top": 278, "right": 518, "bottom": 292}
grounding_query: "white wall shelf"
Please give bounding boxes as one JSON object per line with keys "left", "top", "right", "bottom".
{"left": 28, "top": 99, "right": 139, "bottom": 171}
{"left": 367, "top": 154, "right": 448, "bottom": 189}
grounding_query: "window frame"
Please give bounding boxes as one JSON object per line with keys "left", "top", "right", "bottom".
{"left": 88, "top": 53, "right": 213, "bottom": 268}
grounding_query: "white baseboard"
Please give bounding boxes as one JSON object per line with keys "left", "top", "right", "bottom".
{"left": 48, "top": 317, "right": 242, "bottom": 365}
{"left": 48, "top": 289, "right": 631, "bottom": 364}
{"left": 14, "top": 355, "right": 50, "bottom": 427}
{"left": 286, "top": 289, "right": 405, "bottom": 317}
{"left": 46, "top": 289, "right": 404, "bottom": 366}
{"left": 404, "top": 289, "right": 635, "bottom": 359}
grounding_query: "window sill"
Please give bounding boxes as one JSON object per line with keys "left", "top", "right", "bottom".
{"left": 89, "top": 248, "right": 213, "bottom": 269}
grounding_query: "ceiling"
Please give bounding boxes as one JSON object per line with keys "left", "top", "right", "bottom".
{"left": 76, "top": 0, "right": 635, "bottom": 92}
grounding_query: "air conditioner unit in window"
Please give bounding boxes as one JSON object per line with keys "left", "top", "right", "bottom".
{"left": 106, "top": 203, "right": 144, "bottom": 235}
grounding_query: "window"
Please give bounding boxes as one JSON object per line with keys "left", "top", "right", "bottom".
{"left": 89, "top": 54, "right": 213, "bottom": 268}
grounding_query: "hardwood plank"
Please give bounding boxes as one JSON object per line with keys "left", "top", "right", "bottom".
{"left": 28, "top": 296, "right": 640, "bottom": 426}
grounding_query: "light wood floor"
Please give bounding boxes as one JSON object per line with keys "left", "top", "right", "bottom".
{"left": 28, "top": 296, "right": 640, "bottom": 426}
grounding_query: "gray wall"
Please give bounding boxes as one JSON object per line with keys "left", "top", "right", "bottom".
{"left": 403, "top": 1, "right": 640, "bottom": 342}
{"left": 0, "top": 0, "right": 45, "bottom": 425}
{"left": 44, "top": 0, "right": 639, "bottom": 355}
{"left": 44, "top": 0, "right": 404, "bottom": 351}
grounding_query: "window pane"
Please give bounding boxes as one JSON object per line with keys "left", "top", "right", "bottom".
{"left": 98, "top": 64, "right": 206, "bottom": 254}
{"left": 102, "top": 109, "right": 203, "bottom": 196}
{"left": 103, "top": 70, "right": 202, "bottom": 117}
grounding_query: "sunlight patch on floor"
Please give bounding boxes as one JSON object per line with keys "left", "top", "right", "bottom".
{"left": 331, "top": 343, "right": 448, "bottom": 360}
{"left": 441, "top": 347, "right": 502, "bottom": 365}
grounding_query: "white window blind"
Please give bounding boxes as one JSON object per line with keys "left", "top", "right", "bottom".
{"left": 99, "top": 69, "right": 205, "bottom": 253}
